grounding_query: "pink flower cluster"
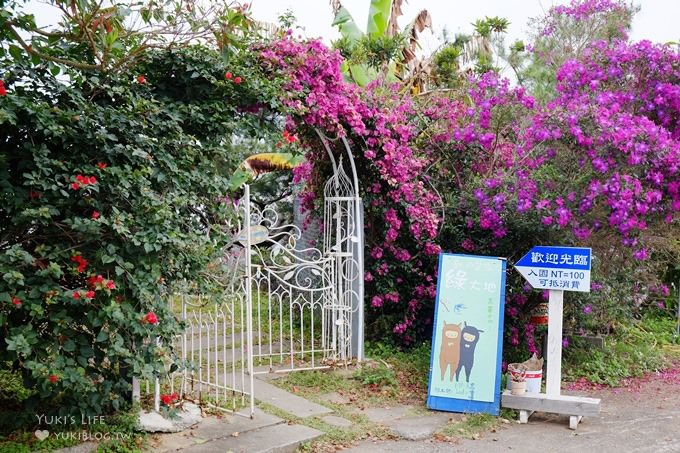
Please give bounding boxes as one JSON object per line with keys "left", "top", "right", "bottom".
{"left": 254, "top": 36, "right": 443, "bottom": 340}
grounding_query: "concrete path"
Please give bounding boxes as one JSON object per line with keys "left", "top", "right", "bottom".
{"left": 148, "top": 364, "right": 680, "bottom": 452}
{"left": 354, "top": 405, "right": 453, "bottom": 440}
{"left": 147, "top": 374, "right": 332, "bottom": 453}
{"left": 253, "top": 378, "right": 333, "bottom": 418}
{"left": 149, "top": 407, "right": 324, "bottom": 453}
{"left": 346, "top": 376, "right": 680, "bottom": 453}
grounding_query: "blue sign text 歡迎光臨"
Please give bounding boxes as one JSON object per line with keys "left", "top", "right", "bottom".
{"left": 516, "top": 246, "right": 590, "bottom": 270}
{"left": 515, "top": 246, "right": 591, "bottom": 293}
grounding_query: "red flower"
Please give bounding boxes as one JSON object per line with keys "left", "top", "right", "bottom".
{"left": 225, "top": 72, "right": 233, "bottom": 80}
{"left": 71, "top": 255, "right": 88, "bottom": 273}
{"left": 71, "top": 182, "right": 80, "bottom": 190}
{"left": 92, "top": 211, "right": 100, "bottom": 219}
{"left": 11, "top": 297, "right": 21, "bottom": 307}
{"left": 88, "top": 176, "right": 97, "bottom": 184}
{"left": 160, "top": 392, "right": 179, "bottom": 405}
{"left": 76, "top": 174, "right": 87, "bottom": 184}
{"left": 137, "top": 75, "right": 146, "bottom": 84}
{"left": 106, "top": 280, "right": 116, "bottom": 289}
{"left": 87, "top": 274, "right": 104, "bottom": 287}
{"left": 48, "top": 375, "right": 59, "bottom": 383}
{"left": 29, "top": 191, "right": 40, "bottom": 199}
{"left": 234, "top": 76, "right": 242, "bottom": 85}
{"left": 73, "top": 291, "right": 81, "bottom": 299}
{"left": 85, "top": 290, "right": 95, "bottom": 299}
{"left": 97, "top": 162, "right": 107, "bottom": 170}
{"left": 0, "top": 81, "right": 6, "bottom": 97}
{"left": 144, "top": 311, "right": 158, "bottom": 325}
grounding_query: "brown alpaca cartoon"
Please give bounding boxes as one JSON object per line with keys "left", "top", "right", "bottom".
{"left": 439, "top": 322, "right": 462, "bottom": 381}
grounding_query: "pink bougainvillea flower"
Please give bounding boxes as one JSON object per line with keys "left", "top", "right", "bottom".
{"left": 0, "top": 80, "right": 6, "bottom": 97}
{"left": 234, "top": 76, "right": 242, "bottom": 84}
{"left": 97, "top": 162, "right": 107, "bottom": 170}
{"left": 85, "top": 290, "right": 95, "bottom": 299}
{"left": 137, "top": 75, "right": 146, "bottom": 84}
{"left": 144, "top": 311, "right": 158, "bottom": 325}
{"left": 225, "top": 72, "right": 233, "bottom": 80}
{"left": 106, "top": 280, "right": 116, "bottom": 290}
{"left": 11, "top": 297, "right": 21, "bottom": 307}
{"left": 91, "top": 211, "right": 100, "bottom": 219}
{"left": 72, "top": 291, "right": 81, "bottom": 300}
{"left": 71, "top": 182, "right": 80, "bottom": 190}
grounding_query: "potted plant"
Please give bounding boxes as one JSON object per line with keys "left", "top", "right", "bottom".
{"left": 508, "top": 363, "right": 528, "bottom": 395}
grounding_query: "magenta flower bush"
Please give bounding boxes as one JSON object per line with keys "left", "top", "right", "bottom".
{"left": 476, "top": 39, "right": 680, "bottom": 259}
{"left": 254, "top": 36, "right": 444, "bottom": 343}
{"left": 248, "top": 22, "right": 679, "bottom": 348}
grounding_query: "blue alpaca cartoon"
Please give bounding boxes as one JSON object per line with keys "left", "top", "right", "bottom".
{"left": 455, "top": 322, "right": 484, "bottom": 383}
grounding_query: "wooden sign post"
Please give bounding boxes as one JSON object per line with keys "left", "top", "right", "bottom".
{"left": 503, "top": 246, "right": 601, "bottom": 429}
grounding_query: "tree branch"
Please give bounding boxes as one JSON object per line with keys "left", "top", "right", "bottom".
{"left": 5, "top": 22, "right": 100, "bottom": 71}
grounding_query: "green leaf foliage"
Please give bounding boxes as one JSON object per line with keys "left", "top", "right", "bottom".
{"left": 0, "top": 43, "right": 285, "bottom": 428}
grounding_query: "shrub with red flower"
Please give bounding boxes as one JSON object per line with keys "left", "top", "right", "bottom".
{"left": 71, "top": 174, "right": 97, "bottom": 190}
{"left": 160, "top": 392, "right": 178, "bottom": 405}
{"left": 144, "top": 311, "right": 159, "bottom": 325}
{"left": 71, "top": 255, "right": 89, "bottom": 273}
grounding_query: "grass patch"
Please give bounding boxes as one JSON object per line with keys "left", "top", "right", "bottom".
{"left": 564, "top": 322, "right": 669, "bottom": 386}
{"left": 0, "top": 406, "right": 146, "bottom": 453}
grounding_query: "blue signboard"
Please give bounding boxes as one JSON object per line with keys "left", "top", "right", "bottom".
{"left": 515, "top": 246, "right": 591, "bottom": 293}
{"left": 427, "top": 253, "right": 506, "bottom": 415}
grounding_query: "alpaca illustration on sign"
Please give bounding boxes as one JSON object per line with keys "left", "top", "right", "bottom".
{"left": 438, "top": 322, "right": 462, "bottom": 381}
{"left": 455, "top": 322, "right": 484, "bottom": 383}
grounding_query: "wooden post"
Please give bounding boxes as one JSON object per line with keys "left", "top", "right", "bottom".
{"left": 546, "top": 290, "right": 564, "bottom": 396}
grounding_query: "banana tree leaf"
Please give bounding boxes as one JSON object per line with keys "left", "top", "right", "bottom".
{"left": 243, "top": 152, "right": 304, "bottom": 175}
{"left": 332, "top": 5, "right": 364, "bottom": 42}
{"left": 228, "top": 169, "right": 251, "bottom": 192}
{"left": 228, "top": 153, "right": 304, "bottom": 191}
{"left": 366, "top": 0, "right": 392, "bottom": 38}
{"left": 348, "top": 62, "right": 378, "bottom": 87}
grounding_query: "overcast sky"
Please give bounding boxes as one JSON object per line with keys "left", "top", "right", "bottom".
{"left": 22, "top": 0, "right": 680, "bottom": 55}
{"left": 249, "top": 0, "right": 680, "bottom": 54}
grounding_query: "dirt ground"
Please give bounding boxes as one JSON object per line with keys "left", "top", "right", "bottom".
{"left": 347, "top": 363, "right": 680, "bottom": 453}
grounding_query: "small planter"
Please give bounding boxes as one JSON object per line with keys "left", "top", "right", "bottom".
{"left": 510, "top": 380, "right": 527, "bottom": 395}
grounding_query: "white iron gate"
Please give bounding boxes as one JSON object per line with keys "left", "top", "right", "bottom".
{"left": 154, "top": 141, "right": 364, "bottom": 417}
